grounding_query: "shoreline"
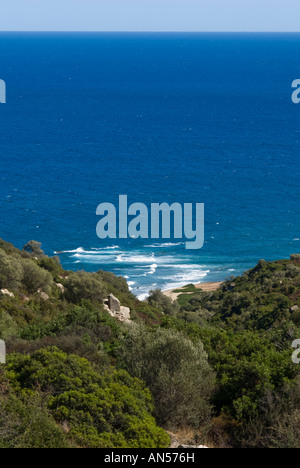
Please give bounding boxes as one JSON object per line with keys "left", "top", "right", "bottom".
{"left": 163, "top": 281, "right": 223, "bottom": 301}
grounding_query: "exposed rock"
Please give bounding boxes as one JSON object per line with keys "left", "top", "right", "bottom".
{"left": 56, "top": 283, "right": 65, "bottom": 293}
{"left": 62, "top": 421, "right": 71, "bottom": 434}
{"left": 104, "top": 294, "right": 131, "bottom": 322}
{"left": 168, "top": 434, "right": 180, "bottom": 449}
{"left": 20, "top": 294, "right": 30, "bottom": 302}
{"left": 0, "top": 339, "right": 6, "bottom": 364}
{"left": 118, "top": 306, "right": 131, "bottom": 322}
{"left": 291, "top": 305, "right": 299, "bottom": 313}
{"left": 1, "top": 289, "right": 15, "bottom": 298}
{"left": 37, "top": 289, "right": 49, "bottom": 301}
{"left": 108, "top": 294, "right": 121, "bottom": 313}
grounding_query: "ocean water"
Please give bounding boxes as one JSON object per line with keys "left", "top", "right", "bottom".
{"left": 0, "top": 33, "right": 299, "bottom": 299}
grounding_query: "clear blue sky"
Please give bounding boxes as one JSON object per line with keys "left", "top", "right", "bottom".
{"left": 0, "top": 0, "right": 300, "bottom": 32}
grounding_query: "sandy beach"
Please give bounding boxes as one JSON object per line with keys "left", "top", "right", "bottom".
{"left": 163, "top": 282, "right": 223, "bottom": 301}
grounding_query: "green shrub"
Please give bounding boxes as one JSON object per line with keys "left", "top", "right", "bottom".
{"left": 290, "top": 254, "right": 300, "bottom": 261}
{"left": 38, "top": 256, "right": 62, "bottom": 279}
{"left": 21, "top": 259, "right": 53, "bottom": 294}
{"left": 121, "top": 325, "right": 215, "bottom": 428}
{"left": 64, "top": 271, "right": 107, "bottom": 304}
{"left": 97, "top": 271, "right": 130, "bottom": 293}
{"left": 0, "top": 391, "right": 71, "bottom": 448}
{"left": 0, "top": 239, "right": 22, "bottom": 256}
{"left": 148, "top": 289, "right": 179, "bottom": 316}
{"left": 0, "top": 311, "right": 18, "bottom": 339}
{"left": 0, "top": 249, "right": 23, "bottom": 291}
{"left": 23, "top": 241, "right": 45, "bottom": 258}
{"left": 7, "top": 347, "right": 169, "bottom": 448}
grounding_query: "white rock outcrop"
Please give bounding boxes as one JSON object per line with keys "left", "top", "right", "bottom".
{"left": 103, "top": 294, "right": 131, "bottom": 322}
{"left": 0, "top": 339, "right": 6, "bottom": 364}
{"left": 1, "top": 289, "right": 15, "bottom": 298}
{"left": 56, "top": 283, "right": 65, "bottom": 293}
{"left": 37, "top": 289, "right": 50, "bottom": 300}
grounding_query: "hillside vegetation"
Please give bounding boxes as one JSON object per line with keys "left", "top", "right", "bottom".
{"left": 0, "top": 239, "right": 300, "bottom": 448}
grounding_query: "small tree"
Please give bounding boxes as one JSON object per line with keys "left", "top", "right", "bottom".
{"left": 38, "top": 256, "right": 62, "bottom": 279}
{"left": 21, "top": 259, "right": 53, "bottom": 294}
{"left": 23, "top": 241, "right": 45, "bottom": 258}
{"left": 64, "top": 272, "right": 107, "bottom": 304}
{"left": 0, "top": 249, "right": 23, "bottom": 291}
{"left": 148, "top": 289, "right": 179, "bottom": 316}
{"left": 121, "top": 325, "right": 215, "bottom": 428}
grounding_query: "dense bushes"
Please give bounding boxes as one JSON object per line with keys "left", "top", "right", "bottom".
{"left": 0, "top": 377, "right": 71, "bottom": 448}
{"left": 0, "top": 248, "right": 53, "bottom": 294}
{"left": 173, "top": 258, "right": 300, "bottom": 331}
{"left": 0, "top": 238, "right": 300, "bottom": 448}
{"left": 6, "top": 348, "right": 169, "bottom": 448}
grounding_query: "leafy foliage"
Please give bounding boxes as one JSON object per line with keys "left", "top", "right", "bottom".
{"left": 64, "top": 271, "right": 107, "bottom": 304}
{"left": 6, "top": 348, "right": 169, "bottom": 448}
{"left": 121, "top": 325, "right": 215, "bottom": 427}
{"left": 0, "top": 239, "right": 300, "bottom": 448}
{"left": 0, "top": 249, "right": 23, "bottom": 291}
{"left": 148, "top": 289, "right": 180, "bottom": 316}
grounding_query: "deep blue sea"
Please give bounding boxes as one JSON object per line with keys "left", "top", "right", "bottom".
{"left": 0, "top": 33, "right": 299, "bottom": 298}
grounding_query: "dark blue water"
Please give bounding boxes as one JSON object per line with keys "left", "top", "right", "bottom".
{"left": 0, "top": 33, "right": 299, "bottom": 298}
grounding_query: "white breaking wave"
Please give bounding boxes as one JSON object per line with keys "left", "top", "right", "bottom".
{"left": 162, "top": 263, "right": 209, "bottom": 269}
{"left": 91, "top": 246, "right": 120, "bottom": 250}
{"left": 56, "top": 246, "right": 121, "bottom": 255}
{"left": 55, "top": 245, "right": 220, "bottom": 300}
{"left": 72, "top": 253, "right": 118, "bottom": 263}
{"left": 137, "top": 293, "right": 150, "bottom": 301}
{"left": 55, "top": 247, "right": 85, "bottom": 254}
{"left": 149, "top": 264, "right": 158, "bottom": 274}
{"left": 145, "top": 242, "right": 184, "bottom": 248}
{"left": 116, "top": 253, "right": 156, "bottom": 264}
{"left": 127, "top": 281, "right": 135, "bottom": 291}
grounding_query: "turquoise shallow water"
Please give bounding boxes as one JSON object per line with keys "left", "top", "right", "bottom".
{"left": 0, "top": 33, "right": 299, "bottom": 298}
